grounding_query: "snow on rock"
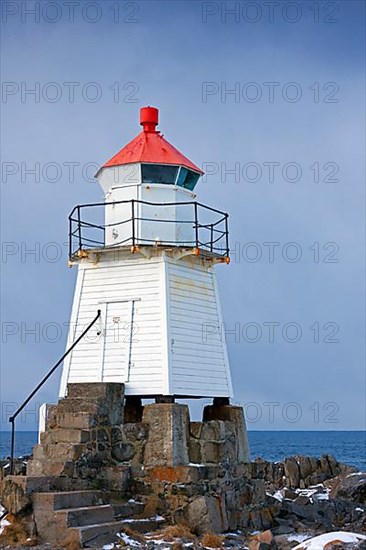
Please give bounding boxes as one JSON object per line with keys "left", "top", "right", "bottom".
{"left": 117, "top": 532, "right": 142, "bottom": 547}
{"left": 292, "top": 531, "right": 366, "bottom": 549}
{"left": 0, "top": 506, "right": 10, "bottom": 535}
{"left": 121, "top": 514, "right": 165, "bottom": 523}
{"left": 128, "top": 498, "right": 144, "bottom": 504}
{"left": 287, "top": 533, "right": 313, "bottom": 543}
{"left": 296, "top": 483, "right": 330, "bottom": 502}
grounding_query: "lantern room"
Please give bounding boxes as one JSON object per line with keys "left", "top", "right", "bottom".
{"left": 69, "top": 107, "right": 229, "bottom": 259}
{"left": 96, "top": 106, "right": 202, "bottom": 192}
{"left": 94, "top": 107, "right": 203, "bottom": 249}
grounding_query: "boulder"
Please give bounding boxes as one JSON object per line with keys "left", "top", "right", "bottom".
{"left": 187, "top": 495, "right": 227, "bottom": 534}
{"left": 331, "top": 473, "right": 366, "bottom": 504}
{"left": 284, "top": 458, "right": 300, "bottom": 488}
{"left": 249, "top": 530, "right": 278, "bottom": 550}
{"left": 297, "top": 456, "right": 313, "bottom": 480}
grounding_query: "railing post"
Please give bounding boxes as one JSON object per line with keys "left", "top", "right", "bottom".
{"left": 68, "top": 216, "right": 72, "bottom": 260}
{"left": 194, "top": 202, "right": 199, "bottom": 249}
{"left": 210, "top": 224, "right": 214, "bottom": 252}
{"left": 225, "top": 214, "right": 229, "bottom": 257}
{"left": 131, "top": 200, "right": 135, "bottom": 248}
{"left": 77, "top": 206, "right": 82, "bottom": 252}
{"left": 9, "top": 417, "right": 15, "bottom": 475}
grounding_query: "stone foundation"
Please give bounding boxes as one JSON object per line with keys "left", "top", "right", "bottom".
{"left": 27, "top": 383, "right": 130, "bottom": 490}
{"left": 2, "top": 383, "right": 259, "bottom": 541}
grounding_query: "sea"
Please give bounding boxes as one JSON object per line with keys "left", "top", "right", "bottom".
{"left": 0, "top": 431, "right": 365, "bottom": 471}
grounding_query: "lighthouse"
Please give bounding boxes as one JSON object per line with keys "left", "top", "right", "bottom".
{"left": 7, "top": 108, "right": 249, "bottom": 545}
{"left": 60, "top": 107, "right": 234, "bottom": 402}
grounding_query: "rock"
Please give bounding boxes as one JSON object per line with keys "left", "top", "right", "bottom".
{"left": 284, "top": 458, "right": 300, "bottom": 488}
{"left": 283, "top": 489, "right": 298, "bottom": 500}
{"left": 187, "top": 495, "right": 226, "bottom": 534}
{"left": 249, "top": 510, "right": 264, "bottom": 530}
{"left": 188, "top": 439, "right": 202, "bottom": 464}
{"left": 0, "top": 458, "right": 27, "bottom": 477}
{"left": 251, "top": 479, "right": 266, "bottom": 504}
{"left": 294, "top": 495, "right": 311, "bottom": 506}
{"left": 275, "top": 534, "right": 300, "bottom": 549}
{"left": 201, "top": 441, "right": 221, "bottom": 464}
{"left": 297, "top": 456, "right": 313, "bottom": 480}
{"left": 259, "top": 530, "right": 274, "bottom": 543}
{"left": 331, "top": 473, "right": 366, "bottom": 504}
{"left": 320, "top": 455, "right": 333, "bottom": 477}
{"left": 1, "top": 476, "right": 50, "bottom": 514}
{"left": 327, "top": 455, "right": 341, "bottom": 477}
{"left": 112, "top": 442, "right": 135, "bottom": 462}
{"left": 202, "top": 405, "right": 250, "bottom": 463}
{"left": 272, "top": 524, "right": 295, "bottom": 535}
{"left": 281, "top": 499, "right": 323, "bottom": 523}
{"left": 249, "top": 530, "right": 278, "bottom": 550}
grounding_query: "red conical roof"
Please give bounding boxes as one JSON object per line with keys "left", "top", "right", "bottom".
{"left": 101, "top": 107, "right": 203, "bottom": 174}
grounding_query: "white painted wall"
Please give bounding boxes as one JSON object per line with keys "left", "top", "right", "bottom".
{"left": 98, "top": 163, "right": 141, "bottom": 193}
{"left": 167, "top": 258, "right": 233, "bottom": 397}
{"left": 60, "top": 253, "right": 165, "bottom": 396}
{"left": 60, "top": 251, "right": 233, "bottom": 398}
{"left": 104, "top": 183, "right": 195, "bottom": 248}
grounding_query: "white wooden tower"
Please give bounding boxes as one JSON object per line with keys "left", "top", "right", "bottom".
{"left": 60, "top": 107, "right": 233, "bottom": 399}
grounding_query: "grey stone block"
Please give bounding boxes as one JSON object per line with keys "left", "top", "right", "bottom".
{"left": 142, "top": 403, "right": 190, "bottom": 467}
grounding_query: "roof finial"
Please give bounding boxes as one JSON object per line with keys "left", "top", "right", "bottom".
{"left": 140, "top": 106, "right": 159, "bottom": 133}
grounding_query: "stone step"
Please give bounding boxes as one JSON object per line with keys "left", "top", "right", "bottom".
{"left": 40, "top": 428, "right": 91, "bottom": 445}
{"left": 112, "top": 500, "right": 144, "bottom": 519}
{"left": 57, "top": 504, "right": 115, "bottom": 527}
{"left": 57, "top": 398, "right": 106, "bottom": 415}
{"left": 33, "top": 442, "right": 86, "bottom": 462}
{"left": 73, "top": 517, "right": 165, "bottom": 548}
{"left": 4, "top": 475, "right": 93, "bottom": 498}
{"left": 70, "top": 520, "right": 127, "bottom": 548}
{"left": 34, "top": 490, "right": 103, "bottom": 510}
{"left": 56, "top": 398, "right": 122, "bottom": 425}
{"left": 67, "top": 382, "right": 124, "bottom": 400}
{"left": 119, "top": 516, "right": 166, "bottom": 533}
{"left": 27, "top": 458, "right": 75, "bottom": 477}
{"left": 55, "top": 411, "right": 97, "bottom": 430}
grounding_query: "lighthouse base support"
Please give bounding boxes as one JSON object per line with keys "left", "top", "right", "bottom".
{"left": 3, "top": 384, "right": 265, "bottom": 546}
{"left": 142, "top": 403, "right": 190, "bottom": 467}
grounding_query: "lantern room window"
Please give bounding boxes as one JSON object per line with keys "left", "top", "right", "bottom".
{"left": 177, "top": 167, "right": 200, "bottom": 190}
{"left": 141, "top": 163, "right": 200, "bottom": 190}
{"left": 141, "top": 164, "right": 179, "bottom": 184}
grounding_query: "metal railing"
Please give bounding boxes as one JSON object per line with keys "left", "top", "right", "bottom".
{"left": 8, "top": 310, "right": 101, "bottom": 475}
{"left": 68, "top": 199, "right": 229, "bottom": 260}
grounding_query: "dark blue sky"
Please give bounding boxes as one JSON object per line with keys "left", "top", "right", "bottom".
{"left": 1, "top": 0, "right": 365, "bottom": 430}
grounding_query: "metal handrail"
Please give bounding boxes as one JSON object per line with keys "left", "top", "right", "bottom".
{"left": 8, "top": 310, "right": 101, "bottom": 475}
{"left": 68, "top": 199, "right": 230, "bottom": 259}
{"left": 69, "top": 198, "right": 228, "bottom": 217}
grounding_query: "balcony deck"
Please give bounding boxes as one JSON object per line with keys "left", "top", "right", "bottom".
{"left": 69, "top": 199, "right": 230, "bottom": 262}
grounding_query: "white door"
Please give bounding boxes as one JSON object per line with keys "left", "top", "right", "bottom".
{"left": 99, "top": 300, "right": 137, "bottom": 382}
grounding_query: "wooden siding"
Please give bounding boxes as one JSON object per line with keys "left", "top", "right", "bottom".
{"left": 60, "top": 255, "right": 165, "bottom": 396}
{"left": 167, "top": 259, "right": 233, "bottom": 397}
{"left": 60, "top": 252, "right": 233, "bottom": 398}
